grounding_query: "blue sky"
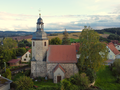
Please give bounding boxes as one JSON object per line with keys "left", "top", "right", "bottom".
{"left": 0, "top": 0, "right": 120, "bottom": 32}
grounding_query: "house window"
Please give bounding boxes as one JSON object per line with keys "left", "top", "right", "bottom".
{"left": 44, "top": 42, "right": 46, "bottom": 46}
{"left": 24, "top": 59, "right": 26, "bottom": 61}
{"left": 26, "top": 54, "right": 27, "bottom": 57}
{"left": 33, "top": 42, "right": 35, "bottom": 46}
{"left": 117, "top": 46, "right": 119, "bottom": 47}
{"left": 109, "top": 50, "right": 110, "bottom": 52}
{"left": 29, "top": 54, "right": 31, "bottom": 57}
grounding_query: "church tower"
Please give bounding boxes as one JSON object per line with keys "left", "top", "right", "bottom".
{"left": 31, "top": 14, "right": 48, "bottom": 77}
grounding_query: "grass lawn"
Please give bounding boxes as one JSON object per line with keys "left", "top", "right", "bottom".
{"left": 95, "top": 66, "right": 120, "bottom": 90}
{"left": 34, "top": 79, "right": 58, "bottom": 88}
{"left": 70, "top": 38, "right": 79, "bottom": 43}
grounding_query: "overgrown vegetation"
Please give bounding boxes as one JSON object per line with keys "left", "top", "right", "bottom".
{"left": 49, "top": 37, "right": 62, "bottom": 45}
{"left": 15, "top": 75, "right": 34, "bottom": 90}
{"left": 18, "top": 39, "right": 31, "bottom": 48}
{"left": 95, "top": 66, "right": 120, "bottom": 90}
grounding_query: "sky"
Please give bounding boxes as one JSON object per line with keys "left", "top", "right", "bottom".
{"left": 0, "top": 0, "right": 120, "bottom": 32}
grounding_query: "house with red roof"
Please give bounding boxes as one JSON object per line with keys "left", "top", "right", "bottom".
{"left": 110, "top": 40, "right": 120, "bottom": 50}
{"left": 21, "top": 49, "right": 31, "bottom": 62}
{"left": 8, "top": 59, "right": 21, "bottom": 66}
{"left": 107, "top": 43, "right": 120, "bottom": 60}
{"left": 31, "top": 15, "right": 78, "bottom": 83}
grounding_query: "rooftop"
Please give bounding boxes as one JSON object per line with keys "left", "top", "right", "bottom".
{"left": 8, "top": 59, "right": 20, "bottom": 63}
{"left": 107, "top": 43, "right": 120, "bottom": 55}
{"left": 0, "top": 76, "right": 12, "bottom": 88}
{"left": 47, "top": 45, "right": 77, "bottom": 63}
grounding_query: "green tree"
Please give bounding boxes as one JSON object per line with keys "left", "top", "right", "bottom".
{"left": 16, "top": 47, "right": 26, "bottom": 56}
{"left": 3, "top": 38, "right": 17, "bottom": 49}
{"left": 4, "top": 68, "right": 11, "bottom": 80}
{"left": 0, "top": 38, "right": 17, "bottom": 69}
{"left": 15, "top": 76, "right": 34, "bottom": 90}
{"left": 49, "top": 37, "right": 62, "bottom": 45}
{"left": 78, "top": 26, "right": 108, "bottom": 72}
{"left": 62, "top": 29, "right": 70, "bottom": 45}
{"left": 112, "top": 59, "right": 120, "bottom": 76}
{"left": 18, "top": 39, "right": 31, "bottom": 47}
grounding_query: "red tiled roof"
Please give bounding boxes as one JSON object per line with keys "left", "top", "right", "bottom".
{"left": 71, "top": 43, "right": 80, "bottom": 53}
{"left": 47, "top": 45, "right": 77, "bottom": 63}
{"left": 28, "top": 49, "right": 31, "bottom": 53}
{"left": 53, "top": 64, "right": 65, "bottom": 73}
{"left": 8, "top": 59, "right": 20, "bottom": 63}
{"left": 107, "top": 44, "right": 120, "bottom": 55}
{"left": 111, "top": 40, "right": 119, "bottom": 44}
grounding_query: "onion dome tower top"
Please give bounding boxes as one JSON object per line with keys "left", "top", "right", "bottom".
{"left": 32, "top": 14, "right": 48, "bottom": 40}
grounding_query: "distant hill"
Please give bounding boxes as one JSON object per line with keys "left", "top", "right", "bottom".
{"left": 95, "top": 28, "right": 120, "bottom": 35}
{"left": 0, "top": 30, "right": 81, "bottom": 38}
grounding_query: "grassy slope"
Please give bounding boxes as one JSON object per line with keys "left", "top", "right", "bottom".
{"left": 95, "top": 66, "right": 120, "bottom": 90}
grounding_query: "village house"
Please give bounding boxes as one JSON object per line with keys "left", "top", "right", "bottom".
{"left": 21, "top": 49, "right": 31, "bottom": 62}
{"left": 0, "top": 75, "right": 12, "bottom": 90}
{"left": 31, "top": 14, "right": 78, "bottom": 83}
{"left": 7, "top": 59, "right": 21, "bottom": 66}
{"left": 107, "top": 43, "right": 120, "bottom": 60}
{"left": 110, "top": 40, "right": 120, "bottom": 50}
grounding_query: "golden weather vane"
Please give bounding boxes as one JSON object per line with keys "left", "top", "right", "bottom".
{"left": 38, "top": 9, "right": 41, "bottom": 17}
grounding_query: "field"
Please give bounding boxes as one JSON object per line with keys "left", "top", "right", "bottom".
{"left": 100, "top": 34, "right": 109, "bottom": 38}
{"left": 48, "top": 32, "right": 81, "bottom": 40}
{"left": 24, "top": 32, "right": 81, "bottom": 42}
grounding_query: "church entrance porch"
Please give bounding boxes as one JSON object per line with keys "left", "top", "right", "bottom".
{"left": 53, "top": 64, "right": 65, "bottom": 83}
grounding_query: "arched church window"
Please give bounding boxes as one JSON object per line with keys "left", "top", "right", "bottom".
{"left": 33, "top": 42, "right": 35, "bottom": 46}
{"left": 44, "top": 42, "right": 46, "bottom": 46}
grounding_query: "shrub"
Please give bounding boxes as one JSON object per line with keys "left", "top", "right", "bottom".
{"left": 24, "top": 70, "right": 31, "bottom": 76}
{"left": 117, "top": 76, "right": 120, "bottom": 83}
{"left": 112, "top": 59, "right": 120, "bottom": 76}
{"left": 61, "top": 79, "right": 72, "bottom": 90}
{"left": 4, "top": 68, "right": 11, "bottom": 80}
{"left": 69, "top": 73, "right": 90, "bottom": 90}
{"left": 85, "top": 68, "right": 96, "bottom": 83}
{"left": 15, "top": 76, "right": 34, "bottom": 90}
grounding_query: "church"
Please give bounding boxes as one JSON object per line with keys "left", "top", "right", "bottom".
{"left": 31, "top": 14, "right": 78, "bottom": 83}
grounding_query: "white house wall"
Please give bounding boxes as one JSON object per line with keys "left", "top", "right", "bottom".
{"left": 115, "top": 45, "right": 120, "bottom": 50}
{"left": 21, "top": 52, "right": 31, "bottom": 62}
{"left": 0, "top": 83, "right": 10, "bottom": 90}
{"left": 106, "top": 46, "right": 115, "bottom": 60}
{"left": 115, "top": 54, "right": 120, "bottom": 59}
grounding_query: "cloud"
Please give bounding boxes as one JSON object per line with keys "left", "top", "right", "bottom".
{"left": 0, "top": 11, "right": 120, "bottom": 32}
{"left": 0, "top": 12, "right": 37, "bottom": 21}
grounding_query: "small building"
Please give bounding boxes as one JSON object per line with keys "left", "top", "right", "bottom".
{"left": 107, "top": 43, "right": 120, "bottom": 60}
{"left": 0, "top": 75, "right": 12, "bottom": 90}
{"left": 8, "top": 59, "right": 20, "bottom": 66}
{"left": 21, "top": 49, "right": 31, "bottom": 62}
